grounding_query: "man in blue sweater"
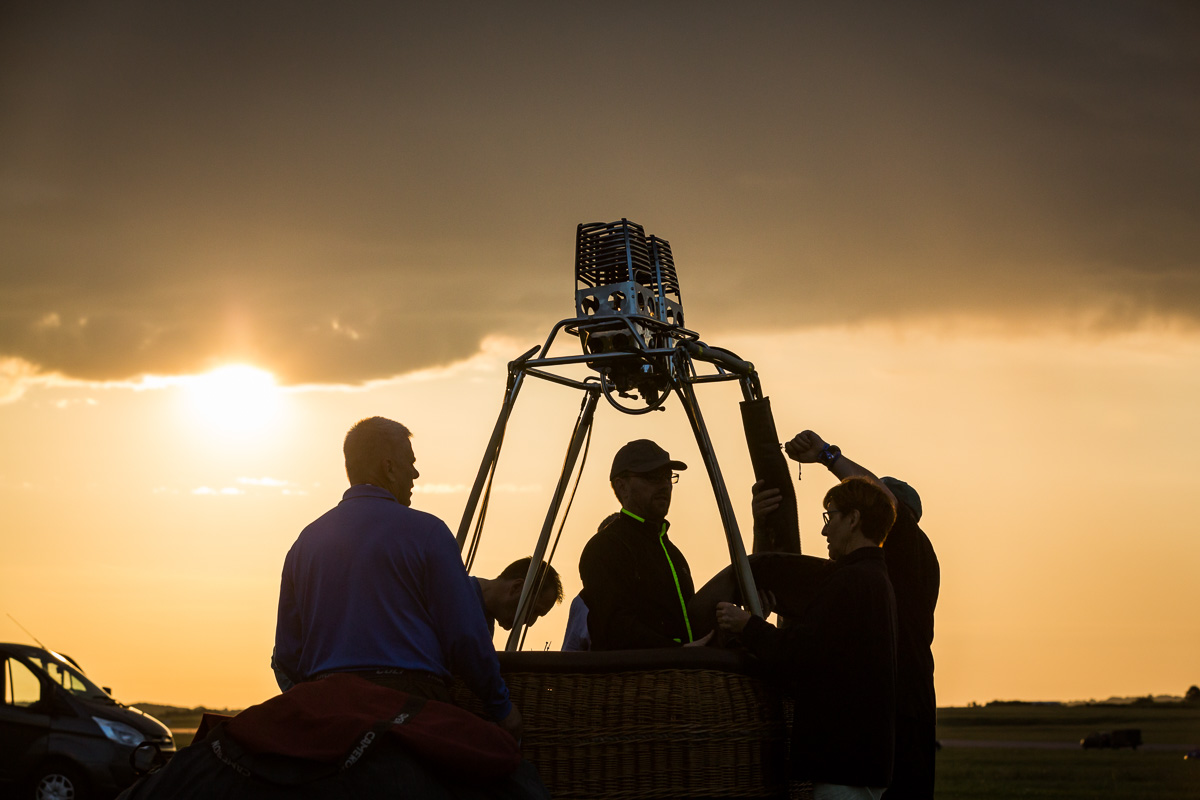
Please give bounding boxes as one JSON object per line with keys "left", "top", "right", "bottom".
{"left": 274, "top": 416, "right": 522, "bottom": 739}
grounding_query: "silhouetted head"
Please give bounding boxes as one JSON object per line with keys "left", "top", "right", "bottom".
{"left": 343, "top": 416, "right": 419, "bottom": 505}
{"left": 880, "top": 476, "right": 922, "bottom": 522}
{"left": 821, "top": 477, "right": 897, "bottom": 559}
{"left": 610, "top": 440, "right": 686, "bottom": 520}
{"left": 489, "top": 558, "right": 564, "bottom": 630}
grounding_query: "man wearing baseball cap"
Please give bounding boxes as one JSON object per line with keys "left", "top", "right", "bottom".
{"left": 578, "top": 439, "right": 700, "bottom": 650}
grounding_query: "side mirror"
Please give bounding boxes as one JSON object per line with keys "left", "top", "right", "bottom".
{"left": 130, "top": 742, "right": 167, "bottom": 775}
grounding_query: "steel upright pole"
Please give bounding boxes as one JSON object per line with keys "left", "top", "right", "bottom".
{"left": 456, "top": 349, "right": 538, "bottom": 553}
{"left": 506, "top": 386, "right": 601, "bottom": 651}
{"left": 675, "top": 373, "right": 762, "bottom": 618}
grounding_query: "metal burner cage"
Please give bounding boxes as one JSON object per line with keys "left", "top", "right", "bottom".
{"left": 575, "top": 218, "right": 685, "bottom": 337}
{"left": 457, "top": 220, "right": 772, "bottom": 652}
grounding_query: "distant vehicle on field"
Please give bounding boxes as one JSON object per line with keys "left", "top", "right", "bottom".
{"left": 1080, "top": 728, "right": 1143, "bottom": 750}
{"left": 1, "top": 643, "right": 175, "bottom": 799}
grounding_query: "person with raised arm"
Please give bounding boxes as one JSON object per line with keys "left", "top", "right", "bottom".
{"left": 720, "top": 474, "right": 898, "bottom": 800}
{"left": 753, "top": 430, "right": 940, "bottom": 800}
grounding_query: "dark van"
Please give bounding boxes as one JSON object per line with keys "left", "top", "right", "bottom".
{"left": 1080, "top": 728, "right": 1143, "bottom": 750}
{"left": 1, "top": 643, "right": 175, "bottom": 799}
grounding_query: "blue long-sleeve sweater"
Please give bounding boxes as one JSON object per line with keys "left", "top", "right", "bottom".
{"left": 274, "top": 484, "right": 510, "bottom": 719}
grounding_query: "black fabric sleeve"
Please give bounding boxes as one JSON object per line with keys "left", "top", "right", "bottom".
{"left": 740, "top": 614, "right": 821, "bottom": 679}
{"left": 741, "top": 397, "right": 801, "bottom": 555}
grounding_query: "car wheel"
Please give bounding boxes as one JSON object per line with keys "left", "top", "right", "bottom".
{"left": 32, "top": 764, "right": 90, "bottom": 800}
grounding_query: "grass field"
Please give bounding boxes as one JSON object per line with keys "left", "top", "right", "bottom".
{"left": 936, "top": 747, "right": 1198, "bottom": 799}
{"left": 937, "top": 703, "right": 1200, "bottom": 745}
{"left": 935, "top": 703, "right": 1200, "bottom": 799}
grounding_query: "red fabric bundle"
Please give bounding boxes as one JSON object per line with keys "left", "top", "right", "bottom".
{"left": 222, "top": 673, "right": 520, "bottom": 779}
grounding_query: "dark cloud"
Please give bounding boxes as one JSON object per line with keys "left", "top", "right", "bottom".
{"left": 2, "top": 2, "right": 1197, "bottom": 385}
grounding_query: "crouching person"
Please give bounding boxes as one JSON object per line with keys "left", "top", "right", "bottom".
{"left": 718, "top": 476, "right": 898, "bottom": 800}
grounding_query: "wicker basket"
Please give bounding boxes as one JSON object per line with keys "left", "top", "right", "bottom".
{"left": 451, "top": 649, "right": 810, "bottom": 800}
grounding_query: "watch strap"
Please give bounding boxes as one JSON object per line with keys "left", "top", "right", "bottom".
{"left": 819, "top": 444, "right": 842, "bottom": 468}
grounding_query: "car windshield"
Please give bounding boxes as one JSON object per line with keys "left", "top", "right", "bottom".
{"left": 25, "top": 650, "right": 112, "bottom": 702}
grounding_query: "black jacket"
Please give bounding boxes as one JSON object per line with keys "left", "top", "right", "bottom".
{"left": 882, "top": 502, "right": 939, "bottom": 722}
{"left": 579, "top": 510, "right": 695, "bottom": 650}
{"left": 742, "top": 546, "right": 897, "bottom": 788}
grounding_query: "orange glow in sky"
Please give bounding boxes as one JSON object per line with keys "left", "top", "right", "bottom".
{"left": 2, "top": 3, "right": 1198, "bottom": 712}
{"left": 3, "top": 327, "right": 1199, "bottom": 710}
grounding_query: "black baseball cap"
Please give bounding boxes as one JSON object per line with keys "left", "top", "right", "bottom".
{"left": 881, "top": 476, "right": 922, "bottom": 522}
{"left": 610, "top": 439, "right": 688, "bottom": 479}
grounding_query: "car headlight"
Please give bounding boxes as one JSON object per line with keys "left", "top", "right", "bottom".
{"left": 93, "top": 716, "right": 146, "bottom": 747}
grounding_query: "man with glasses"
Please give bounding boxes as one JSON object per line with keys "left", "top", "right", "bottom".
{"left": 752, "top": 431, "right": 940, "bottom": 800}
{"left": 578, "top": 439, "right": 704, "bottom": 651}
{"left": 718, "top": 474, "right": 899, "bottom": 800}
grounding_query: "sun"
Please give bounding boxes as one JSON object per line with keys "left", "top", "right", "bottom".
{"left": 184, "top": 364, "right": 282, "bottom": 434}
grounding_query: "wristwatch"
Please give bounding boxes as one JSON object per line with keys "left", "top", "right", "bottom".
{"left": 818, "top": 444, "right": 842, "bottom": 469}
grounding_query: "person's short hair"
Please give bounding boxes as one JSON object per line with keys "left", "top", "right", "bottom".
{"left": 824, "top": 476, "right": 897, "bottom": 545}
{"left": 498, "top": 557, "right": 564, "bottom": 604}
{"left": 344, "top": 416, "right": 411, "bottom": 485}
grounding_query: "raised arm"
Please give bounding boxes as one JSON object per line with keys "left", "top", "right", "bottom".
{"left": 784, "top": 430, "right": 896, "bottom": 505}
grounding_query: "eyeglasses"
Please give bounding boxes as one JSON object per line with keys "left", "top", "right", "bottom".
{"left": 821, "top": 509, "right": 844, "bottom": 525}
{"left": 621, "top": 472, "right": 679, "bottom": 484}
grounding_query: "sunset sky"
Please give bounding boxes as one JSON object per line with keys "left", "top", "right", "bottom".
{"left": 2, "top": 2, "right": 1198, "bottom": 710}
